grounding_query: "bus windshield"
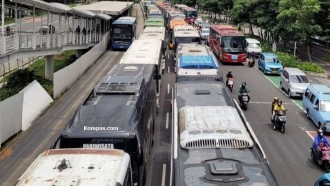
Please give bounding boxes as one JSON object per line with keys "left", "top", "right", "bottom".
{"left": 187, "top": 11, "right": 197, "bottom": 18}
{"left": 59, "top": 137, "right": 138, "bottom": 154}
{"left": 175, "top": 37, "right": 200, "bottom": 44}
{"left": 113, "top": 25, "right": 133, "bottom": 40}
{"left": 222, "top": 36, "right": 246, "bottom": 53}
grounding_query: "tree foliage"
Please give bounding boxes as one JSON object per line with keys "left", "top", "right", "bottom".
{"left": 275, "top": 0, "right": 321, "bottom": 44}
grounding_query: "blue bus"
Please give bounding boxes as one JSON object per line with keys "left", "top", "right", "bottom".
{"left": 111, "top": 16, "right": 137, "bottom": 50}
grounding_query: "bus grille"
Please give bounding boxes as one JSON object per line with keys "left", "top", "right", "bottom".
{"left": 184, "top": 139, "right": 250, "bottom": 149}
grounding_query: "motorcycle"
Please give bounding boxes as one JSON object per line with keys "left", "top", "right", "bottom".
{"left": 271, "top": 110, "right": 286, "bottom": 133}
{"left": 247, "top": 57, "right": 255, "bottom": 68}
{"left": 227, "top": 78, "right": 234, "bottom": 92}
{"left": 239, "top": 91, "right": 250, "bottom": 110}
{"left": 311, "top": 144, "right": 330, "bottom": 172}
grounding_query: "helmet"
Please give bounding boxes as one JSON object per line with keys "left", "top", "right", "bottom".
{"left": 228, "top": 70, "right": 232, "bottom": 74}
{"left": 318, "top": 129, "right": 324, "bottom": 137}
{"left": 278, "top": 100, "right": 282, "bottom": 106}
{"left": 274, "top": 97, "right": 278, "bottom": 101}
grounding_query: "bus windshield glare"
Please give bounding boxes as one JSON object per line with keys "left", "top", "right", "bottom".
{"left": 113, "top": 25, "right": 133, "bottom": 39}
{"left": 222, "top": 36, "right": 246, "bottom": 53}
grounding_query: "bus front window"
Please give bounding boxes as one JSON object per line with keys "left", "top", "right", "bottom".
{"left": 187, "top": 11, "right": 197, "bottom": 18}
{"left": 222, "top": 36, "right": 246, "bottom": 53}
{"left": 113, "top": 25, "right": 133, "bottom": 40}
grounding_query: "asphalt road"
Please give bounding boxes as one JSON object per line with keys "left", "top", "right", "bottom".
{"left": 2, "top": 3, "right": 330, "bottom": 186}
{"left": 221, "top": 62, "right": 325, "bottom": 186}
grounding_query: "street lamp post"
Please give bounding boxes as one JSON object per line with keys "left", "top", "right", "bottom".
{"left": 2, "top": 0, "right": 5, "bottom": 54}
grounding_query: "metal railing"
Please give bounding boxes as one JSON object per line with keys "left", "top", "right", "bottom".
{"left": 0, "top": 31, "right": 105, "bottom": 56}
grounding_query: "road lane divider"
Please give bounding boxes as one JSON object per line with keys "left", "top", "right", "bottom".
{"left": 166, "top": 112, "right": 169, "bottom": 129}
{"left": 161, "top": 164, "right": 166, "bottom": 186}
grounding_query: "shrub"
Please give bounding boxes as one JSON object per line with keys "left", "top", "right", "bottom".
{"left": 258, "top": 41, "right": 326, "bottom": 73}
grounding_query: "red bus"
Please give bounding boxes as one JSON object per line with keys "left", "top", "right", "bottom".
{"left": 208, "top": 25, "right": 247, "bottom": 63}
{"left": 182, "top": 7, "right": 198, "bottom": 25}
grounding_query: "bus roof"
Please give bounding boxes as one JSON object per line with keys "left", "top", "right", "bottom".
{"left": 113, "top": 16, "right": 136, "bottom": 25}
{"left": 120, "top": 39, "right": 162, "bottom": 66}
{"left": 170, "top": 19, "right": 187, "bottom": 29}
{"left": 16, "top": 149, "right": 130, "bottom": 186}
{"left": 175, "top": 4, "right": 188, "bottom": 8}
{"left": 179, "top": 106, "right": 253, "bottom": 149}
{"left": 183, "top": 7, "right": 197, "bottom": 11}
{"left": 175, "top": 81, "right": 232, "bottom": 107}
{"left": 173, "top": 25, "right": 195, "bottom": 32}
{"left": 139, "top": 26, "right": 165, "bottom": 41}
{"left": 177, "top": 44, "right": 218, "bottom": 69}
{"left": 210, "top": 25, "right": 244, "bottom": 36}
{"left": 145, "top": 17, "right": 164, "bottom": 26}
{"left": 63, "top": 64, "right": 155, "bottom": 136}
{"left": 173, "top": 82, "right": 278, "bottom": 185}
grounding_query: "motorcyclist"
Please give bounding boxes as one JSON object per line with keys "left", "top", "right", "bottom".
{"left": 313, "top": 129, "right": 330, "bottom": 162}
{"left": 238, "top": 82, "right": 250, "bottom": 102}
{"left": 271, "top": 100, "right": 286, "bottom": 121}
{"left": 226, "top": 70, "right": 234, "bottom": 86}
{"left": 271, "top": 97, "right": 279, "bottom": 114}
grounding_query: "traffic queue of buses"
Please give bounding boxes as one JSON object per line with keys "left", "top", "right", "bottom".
{"left": 13, "top": 2, "right": 279, "bottom": 186}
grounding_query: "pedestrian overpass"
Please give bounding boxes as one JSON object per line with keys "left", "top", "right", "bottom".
{"left": 0, "top": 0, "right": 133, "bottom": 79}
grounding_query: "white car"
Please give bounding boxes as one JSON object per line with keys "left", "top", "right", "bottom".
{"left": 199, "top": 28, "right": 209, "bottom": 40}
{"left": 280, "top": 67, "right": 311, "bottom": 98}
{"left": 246, "top": 38, "right": 262, "bottom": 56}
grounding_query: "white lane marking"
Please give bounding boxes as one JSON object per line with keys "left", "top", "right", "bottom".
{"left": 168, "top": 66, "right": 170, "bottom": 73}
{"left": 167, "top": 84, "right": 170, "bottom": 94}
{"left": 306, "top": 131, "right": 315, "bottom": 140}
{"left": 166, "top": 112, "right": 169, "bottom": 129}
{"left": 161, "top": 164, "right": 166, "bottom": 186}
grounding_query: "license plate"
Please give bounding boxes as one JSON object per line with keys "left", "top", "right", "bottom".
{"left": 119, "top": 46, "right": 124, "bottom": 48}
{"left": 232, "top": 55, "right": 238, "bottom": 60}
{"left": 272, "top": 70, "right": 278, "bottom": 73}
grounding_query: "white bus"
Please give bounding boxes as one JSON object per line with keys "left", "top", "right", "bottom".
{"left": 139, "top": 26, "right": 166, "bottom": 52}
{"left": 120, "top": 39, "right": 164, "bottom": 92}
{"left": 175, "top": 43, "right": 221, "bottom": 81}
{"left": 16, "top": 149, "right": 133, "bottom": 186}
{"left": 171, "top": 81, "right": 278, "bottom": 186}
{"left": 172, "top": 25, "right": 201, "bottom": 50}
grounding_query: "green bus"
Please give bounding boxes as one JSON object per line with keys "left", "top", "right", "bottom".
{"left": 144, "top": 17, "right": 165, "bottom": 27}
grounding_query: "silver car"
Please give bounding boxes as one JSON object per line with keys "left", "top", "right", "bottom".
{"left": 199, "top": 28, "right": 209, "bottom": 40}
{"left": 280, "top": 67, "right": 311, "bottom": 98}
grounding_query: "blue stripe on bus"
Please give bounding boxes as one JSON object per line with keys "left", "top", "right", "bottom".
{"left": 179, "top": 55, "right": 217, "bottom": 69}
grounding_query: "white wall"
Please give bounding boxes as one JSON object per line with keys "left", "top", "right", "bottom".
{"left": 0, "top": 33, "right": 110, "bottom": 147}
{"left": 0, "top": 92, "right": 23, "bottom": 148}
{"left": 21, "top": 80, "right": 53, "bottom": 131}
{"left": 53, "top": 32, "right": 110, "bottom": 98}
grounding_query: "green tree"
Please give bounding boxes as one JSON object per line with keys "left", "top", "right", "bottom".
{"left": 231, "top": 0, "right": 257, "bottom": 35}
{"left": 275, "top": 0, "right": 321, "bottom": 61}
{"left": 252, "top": 0, "right": 279, "bottom": 42}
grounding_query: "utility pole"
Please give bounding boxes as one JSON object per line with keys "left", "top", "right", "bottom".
{"left": 2, "top": 0, "right": 5, "bottom": 54}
